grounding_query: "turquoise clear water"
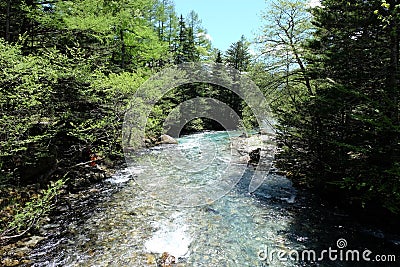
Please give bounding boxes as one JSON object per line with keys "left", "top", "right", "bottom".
{"left": 126, "top": 131, "right": 249, "bottom": 207}
{"left": 30, "top": 132, "right": 400, "bottom": 266}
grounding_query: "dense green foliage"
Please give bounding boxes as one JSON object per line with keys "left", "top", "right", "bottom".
{"left": 0, "top": 0, "right": 259, "bottom": 239}
{"left": 0, "top": 0, "right": 206, "bottom": 240}
{"left": 259, "top": 0, "right": 400, "bottom": 214}
{"left": 0, "top": 0, "right": 217, "bottom": 184}
{"left": 1, "top": 179, "right": 65, "bottom": 240}
{"left": 1, "top": 0, "right": 398, "bottom": 243}
{"left": 307, "top": 0, "right": 399, "bottom": 213}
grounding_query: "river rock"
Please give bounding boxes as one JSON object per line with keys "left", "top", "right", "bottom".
{"left": 230, "top": 133, "right": 277, "bottom": 170}
{"left": 158, "top": 134, "right": 178, "bottom": 145}
{"left": 158, "top": 252, "right": 176, "bottom": 267}
{"left": 237, "top": 155, "right": 251, "bottom": 164}
{"left": 249, "top": 148, "right": 261, "bottom": 165}
{"left": 24, "top": 236, "right": 45, "bottom": 248}
{"left": 144, "top": 138, "right": 153, "bottom": 147}
{"left": 1, "top": 258, "right": 19, "bottom": 267}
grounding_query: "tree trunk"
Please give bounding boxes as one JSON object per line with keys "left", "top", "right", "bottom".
{"left": 120, "top": 29, "right": 125, "bottom": 68}
{"left": 5, "top": 0, "right": 11, "bottom": 42}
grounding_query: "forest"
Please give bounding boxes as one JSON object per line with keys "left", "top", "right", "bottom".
{"left": 0, "top": 0, "right": 399, "bottom": 263}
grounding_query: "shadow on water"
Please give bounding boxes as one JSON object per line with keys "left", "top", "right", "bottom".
{"left": 239, "top": 168, "right": 400, "bottom": 267}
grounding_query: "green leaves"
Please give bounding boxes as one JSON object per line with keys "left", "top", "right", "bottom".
{"left": 0, "top": 39, "right": 132, "bottom": 182}
{"left": 1, "top": 178, "right": 65, "bottom": 237}
{"left": 274, "top": 0, "right": 400, "bottom": 214}
{"left": 226, "top": 35, "right": 251, "bottom": 72}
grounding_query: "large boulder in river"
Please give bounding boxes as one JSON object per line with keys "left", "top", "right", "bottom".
{"left": 248, "top": 148, "right": 261, "bottom": 165}
{"left": 158, "top": 134, "right": 178, "bottom": 145}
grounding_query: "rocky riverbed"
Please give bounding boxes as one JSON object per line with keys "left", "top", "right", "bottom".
{"left": 230, "top": 131, "right": 277, "bottom": 170}
{"left": 3, "top": 131, "right": 400, "bottom": 266}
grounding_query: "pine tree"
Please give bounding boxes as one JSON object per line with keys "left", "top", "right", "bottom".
{"left": 280, "top": 0, "right": 400, "bottom": 213}
{"left": 225, "top": 35, "right": 251, "bottom": 72}
{"left": 174, "top": 14, "right": 199, "bottom": 64}
{"left": 222, "top": 36, "right": 252, "bottom": 116}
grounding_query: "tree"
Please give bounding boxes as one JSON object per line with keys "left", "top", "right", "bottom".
{"left": 0, "top": 42, "right": 112, "bottom": 184}
{"left": 277, "top": 0, "right": 400, "bottom": 214}
{"left": 215, "top": 50, "right": 223, "bottom": 64}
{"left": 174, "top": 13, "right": 207, "bottom": 64}
{"left": 0, "top": 0, "right": 179, "bottom": 186}
{"left": 256, "top": 0, "right": 317, "bottom": 183}
{"left": 0, "top": 0, "right": 30, "bottom": 42}
{"left": 258, "top": 0, "right": 314, "bottom": 96}
{"left": 225, "top": 35, "right": 251, "bottom": 72}
{"left": 186, "top": 10, "right": 212, "bottom": 60}
{"left": 27, "top": 0, "right": 169, "bottom": 70}
{"left": 220, "top": 36, "right": 253, "bottom": 117}
{"left": 0, "top": 0, "right": 218, "bottom": 243}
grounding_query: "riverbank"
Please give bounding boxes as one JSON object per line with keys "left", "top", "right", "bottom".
{"left": 0, "top": 159, "right": 120, "bottom": 266}
{"left": 0, "top": 133, "right": 182, "bottom": 266}
{"left": 231, "top": 131, "right": 400, "bottom": 249}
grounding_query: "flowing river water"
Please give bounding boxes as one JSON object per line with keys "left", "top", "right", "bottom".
{"left": 29, "top": 132, "right": 399, "bottom": 266}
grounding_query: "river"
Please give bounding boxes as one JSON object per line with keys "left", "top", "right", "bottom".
{"left": 29, "top": 132, "right": 399, "bottom": 266}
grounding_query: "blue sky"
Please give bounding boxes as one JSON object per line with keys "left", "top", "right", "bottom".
{"left": 173, "top": 0, "right": 268, "bottom": 52}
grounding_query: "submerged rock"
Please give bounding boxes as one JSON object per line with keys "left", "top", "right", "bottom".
{"left": 1, "top": 258, "right": 20, "bottom": 267}
{"left": 24, "top": 236, "right": 45, "bottom": 248}
{"left": 158, "top": 252, "right": 176, "bottom": 267}
{"left": 158, "top": 134, "right": 178, "bottom": 145}
{"left": 146, "top": 254, "right": 156, "bottom": 265}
